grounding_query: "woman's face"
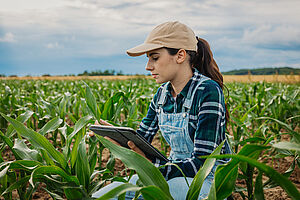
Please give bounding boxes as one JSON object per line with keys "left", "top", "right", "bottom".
{"left": 146, "top": 48, "right": 179, "bottom": 84}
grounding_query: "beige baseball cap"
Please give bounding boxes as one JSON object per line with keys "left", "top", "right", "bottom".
{"left": 126, "top": 21, "right": 198, "bottom": 57}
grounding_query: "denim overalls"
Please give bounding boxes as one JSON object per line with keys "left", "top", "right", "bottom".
{"left": 158, "top": 75, "right": 210, "bottom": 162}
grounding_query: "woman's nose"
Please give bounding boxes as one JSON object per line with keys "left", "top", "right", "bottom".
{"left": 145, "top": 61, "right": 153, "bottom": 71}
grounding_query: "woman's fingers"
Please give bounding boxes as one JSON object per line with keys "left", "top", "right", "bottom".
{"left": 98, "top": 119, "right": 113, "bottom": 126}
{"left": 89, "top": 132, "right": 95, "bottom": 137}
{"left": 104, "top": 136, "right": 121, "bottom": 146}
{"left": 127, "top": 141, "right": 143, "bottom": 155}
{"left": 127, "top": 141, "right": 150, "bottom": 161}
{"left": 90, "top": 119, "right": 113, "bottom": 137}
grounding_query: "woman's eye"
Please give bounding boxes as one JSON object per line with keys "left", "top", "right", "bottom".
{"left": 152, "top": 57, "right": 159, "bottom": 61}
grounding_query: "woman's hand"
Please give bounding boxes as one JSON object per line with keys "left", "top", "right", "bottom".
{"left": 97, "top": 119, "right": 113, "bottom": 126}
{"left": 104, "top": 136, "right": 121, "bottom": 145}
{"left": 127, "top": 141, "right": 151, "bottom": 162}
{"left": 89, "top": 119, "right": 113, "bottom": 137}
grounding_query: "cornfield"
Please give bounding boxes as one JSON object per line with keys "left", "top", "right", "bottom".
{"left": 0, "top": 78, "right": 299, "bottom": 200}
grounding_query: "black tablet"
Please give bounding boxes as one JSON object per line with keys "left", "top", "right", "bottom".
{"left": 90, "top": 125, "right": 168, "bottom": 162}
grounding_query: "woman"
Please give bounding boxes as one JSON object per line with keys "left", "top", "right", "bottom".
{"left": 92, "top": 21, "right": 231, "bottom": 200}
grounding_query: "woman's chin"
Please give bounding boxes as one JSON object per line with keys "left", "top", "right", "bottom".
{"left": 155, "top": 79, "right": 167, "bottom": 84}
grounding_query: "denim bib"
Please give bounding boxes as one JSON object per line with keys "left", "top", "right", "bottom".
{"left": 157, "top": 75, "right": 210, "bottom": 161}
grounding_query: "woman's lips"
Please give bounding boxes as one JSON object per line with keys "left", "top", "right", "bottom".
{"left": 152, "top": 74, "right": 158, "bottom": 78}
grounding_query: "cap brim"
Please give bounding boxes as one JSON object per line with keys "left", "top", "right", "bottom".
{"left": 126, "top": 43, "right": 164, "bottom": 57}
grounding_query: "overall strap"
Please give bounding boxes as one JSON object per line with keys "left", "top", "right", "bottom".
{"left": 183, "top": 75, "right": 210, "bottom": 110}
{"left": 157, "top": 82, "right": 169, "bottom": 106}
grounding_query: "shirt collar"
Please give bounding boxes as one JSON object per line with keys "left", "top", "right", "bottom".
{"left": 165, "top": 68, "right": 200, "bottom": 98}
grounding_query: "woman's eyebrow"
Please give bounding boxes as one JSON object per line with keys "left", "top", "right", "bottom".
{"left": 147, "top": 52, "right": 159, "bottom": 57}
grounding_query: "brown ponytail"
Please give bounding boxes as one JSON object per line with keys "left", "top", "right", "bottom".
{"left": 187, "top": 37, "right": 229, "bottom": 123}
{"left": 188, "top": 37, "right": 223, "bottom": 88}
{"left": 165, "top": 37, "right": 230, "bottom": 123}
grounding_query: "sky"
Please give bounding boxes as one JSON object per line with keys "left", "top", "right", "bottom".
{"left": 0, "top": 0, "right": 300, "bottom": 76}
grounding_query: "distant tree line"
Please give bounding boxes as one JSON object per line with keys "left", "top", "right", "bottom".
{"left": 78, "top": 69, "right": 124, "bottom": 76}
{"left": 1, "top": 67, "right": 299, "bottom": 77}
{"left": 222, "top": 67, "right": 300, "bottom": 75}
{"left": 0, "top": 74, "right": 18, "bottom": 77}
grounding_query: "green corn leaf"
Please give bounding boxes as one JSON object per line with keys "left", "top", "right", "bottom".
{"left": 236, "top": 137, "right": 266, "bottom": 146}
{"left": 112, "top": 92, "right": 124, "bottom": 102}
{"left": 106, "top": 154, "right": 116, "bottom": 173}
{"left": 70, "top": 132, "right": 83, "bottom": 168}
{"left": 63, "top": 186, "right": 84, "bottom": 200}
{"left": 40, "top": 149, "right": 55, "bottom": 166}
{"left": 7, "top": 160, "right": 42, "bottom": 170}
{"left": 29, "top": 165, "right": 80, "bottom": 187}
{"left": 75, "top": 138, "right": 90, "bottom": 190}
{"left": 69, "top": 116, "right": 92, "bottom": 168}
{"left": 240, "top": 103, "right": 257, "bottom": 122}
{"left": 0, "top": 160, "right": 42, "bottom": 180}
{"left": 254, "top": 172, "right": 265, "bottom": 200}
{"left": 186, "top": 141, "right": 225, "bottom": 200}
{"left": 97, "top": 136, "right": 173, "bottom": 199}
{"left": 38, "top": 116, "right": 63, "bottom": 136}
{"left": 238, "top": 144, "right": 270, "bottom": 159}
{"left": 0, "top": 165, "right": 10, "bottom": 180}
{"left": 207, "top": 177, "right": 217, "bottom": 200}
{"left": 87, "top": 138, "right": 98, "bottom": 175}
{"left": 214, "top": 163, "right": 238, "bottom": 200}
{"left": 83, "top": 81, "right": 101, "bottom": 121}
{"left": 6, "top": 110, "right": 34, "bottom": 138}
{"left": 13, "top": 138, "right": 42, "bottom": 161}
{"left": 256, "top": 117, "right": 299, "bottom": 135}
{"left": 67, "top": 115, "right": 92, "bottom": 143}
{"left": 273, "top": 141, "right": 300, "bottom": 151}
{"left": 140, "top": 185, "right": 175, "bottom": 200}
{"left": 101, "top": 98, "right": 114, "bottom": 120}
{"left": 0, "top": 112, "right": 67, "bottom": 168}
{"left": 1, "top": 175, "right": 30, "bottom": 196}
{"left": 0, "top": 131, "right": 22, "bottom": 160}
{"left": 95, "top": 183, "right": 141, "bottom": 200}
{"left": 59, "top": 93, "right": 71, "bottom": 119}
{"left": 42, "top": 187, "right": 65, "bottom": 200}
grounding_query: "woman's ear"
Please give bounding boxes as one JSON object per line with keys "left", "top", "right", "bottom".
{"left": 176, "top": 49, "right": 187, "bottom": 64}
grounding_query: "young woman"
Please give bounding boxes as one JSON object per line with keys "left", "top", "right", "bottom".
{"left": 92, "top": 21, "right": 231, "bottom": 200}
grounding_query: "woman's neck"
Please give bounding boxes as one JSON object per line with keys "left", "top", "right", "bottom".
{"left": 170, "top": 67, "right": 193, "bottom": 97}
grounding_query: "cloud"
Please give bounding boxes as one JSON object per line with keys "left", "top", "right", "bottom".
{"left": 46, "top": 42, "right": 63, "bottom": 49}
{"left": 0, "top": 32, "right": 16, "bottom": 42}
{"left": 242, "top": 25, "right": 300, "bottom": 50}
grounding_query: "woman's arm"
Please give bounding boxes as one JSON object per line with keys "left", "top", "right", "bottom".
{"left": 136, "top": 90, "right": 160, "bottom": 143}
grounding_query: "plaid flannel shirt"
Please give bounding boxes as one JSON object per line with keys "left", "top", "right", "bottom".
{"left": 137, "top": 69, "right": 230, "bottom": 180}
